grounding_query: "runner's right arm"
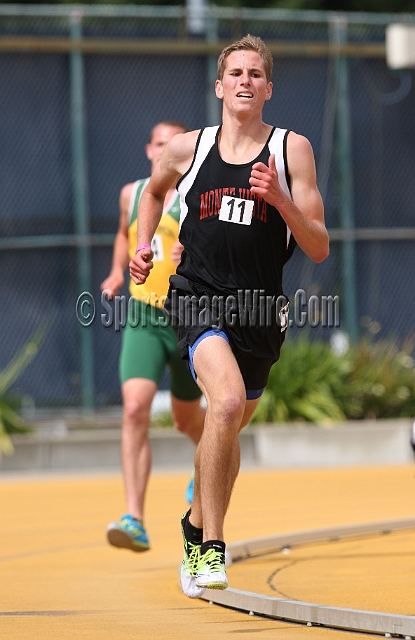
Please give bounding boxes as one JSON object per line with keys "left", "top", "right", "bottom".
{"left": 129, "top": 131, "right": 199, "bottom": 285}
{"left": 101, "top": 183, "right": 132, "bottom": 298}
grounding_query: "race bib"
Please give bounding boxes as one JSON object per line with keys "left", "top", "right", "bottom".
{"left": 219, "top": 196, "right": 254, "bottom": 226}
{"left": 151, "top": 234, "right": 164, "bottom": 262}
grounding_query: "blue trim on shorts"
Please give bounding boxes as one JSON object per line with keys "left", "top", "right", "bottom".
{"left": 188, "top": 329, "right": 265, "bottom": 400}
{"left": 246, "top": 388, "right": 265, "bottom": 400}
{"left": 188, "top": 329, "right": 229, "bottom": 382}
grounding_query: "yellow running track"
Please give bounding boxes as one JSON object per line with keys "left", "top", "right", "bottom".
{"left": 1, "top": 464, "right": 414, "bottom": 639}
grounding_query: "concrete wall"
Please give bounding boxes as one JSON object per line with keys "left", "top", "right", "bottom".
{"left": 1, "top": 419, "right": 413, "bottom": 473}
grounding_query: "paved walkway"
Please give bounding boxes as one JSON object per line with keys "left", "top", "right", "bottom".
{"left": 1, "top": 464, "right": 414, "bottom": 639}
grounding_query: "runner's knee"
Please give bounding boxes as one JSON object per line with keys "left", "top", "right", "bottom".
{"left": 209, "top": 391, "right": 245, "bottom": 430}
{"left": 122, "top": 397, "right": 151, "bottom": 428}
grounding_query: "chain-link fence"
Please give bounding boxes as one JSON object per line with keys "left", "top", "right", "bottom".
{"left": 1, "top": 5, "right": 414, "bottom": 409}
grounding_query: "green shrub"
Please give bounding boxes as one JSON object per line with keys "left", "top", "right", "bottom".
{"left": 0, "top": 324, "right": 48, "bottom": 456}
{"left": 151, "top": 411, "right": 174, "bottom": 427}
{"left": 251, "top": 334, "right": 415, "bottom": 425}
{"left": 339, "top": 338, "right": 415, "bottom": 420}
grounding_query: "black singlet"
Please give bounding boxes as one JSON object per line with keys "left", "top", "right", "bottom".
{"left": 167, "top": 125, "right": 296, "bottom": 360}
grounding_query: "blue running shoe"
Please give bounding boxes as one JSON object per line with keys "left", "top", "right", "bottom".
{"left": 186, "top": 472, "right": 194, "bottom": 505}
{"left": 106, "top": 514, "right": 150, "bottom": 552}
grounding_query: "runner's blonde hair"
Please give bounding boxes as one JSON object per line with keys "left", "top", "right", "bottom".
{"left": 217, "top": 34, "right": 273, "bottom": 83}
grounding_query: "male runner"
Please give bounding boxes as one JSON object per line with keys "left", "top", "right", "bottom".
{"left": 102, "top": 121, "right": 205, "bottom": 552}
{"left": 129, "top": 36, "right": 329, "bottom": 592}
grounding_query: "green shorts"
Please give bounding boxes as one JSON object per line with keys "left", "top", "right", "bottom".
{"left": 119, "top": 298, "right": 202, "bottom": 401}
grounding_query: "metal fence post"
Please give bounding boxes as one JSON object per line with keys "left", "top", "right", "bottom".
{"left": 70, "top": 8, "right": 95, "bottom": 410}
{"left": 335, "top": 15, "right": 358, "bottom": 341}
{"left": 206, "top": 10, "right": 221, "bottom": 126}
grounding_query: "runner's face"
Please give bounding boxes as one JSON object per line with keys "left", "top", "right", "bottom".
{"left": 215, "top": 50, "right": 272, "bottom": 116}
{"left": 146, "top": 125, "right": 183, "bottom": 170}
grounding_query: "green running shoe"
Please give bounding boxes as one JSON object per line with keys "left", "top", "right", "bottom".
{"left": 106, "top": 514, "right": 150, "bottom": 552}
{"left": 179, "top": 512, "right": 205, "bottom": 599}
{"left": 195, "top": 544, "right": 228, "bottom": 590}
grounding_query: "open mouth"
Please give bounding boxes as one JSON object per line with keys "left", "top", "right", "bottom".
{"left": 236, "top": 92, "right": 253, "bottom": 99}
